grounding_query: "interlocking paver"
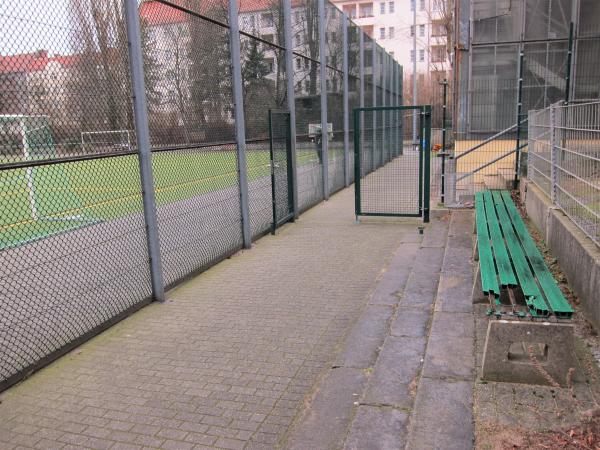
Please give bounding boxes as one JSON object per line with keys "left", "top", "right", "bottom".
{"left": 0, "top": 188, "right": 420, "bottom": 449}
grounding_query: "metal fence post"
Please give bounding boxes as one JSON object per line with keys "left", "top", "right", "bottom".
{"left": 318, "top": 0, "right": 329, "bottom": 199}
{"left": 123, "top": 0, "right": 165, "bottom": 302}
{"left": 228, "top": 0, "right": 251, "bottom": 248}
{"left": 423, "top": 105, "right": 432, "bottom": 223}
{"left": 359, "top": 32, "right": 364, "bottom": 109}
{"left": 549, "top": 103, "right": 557, "bottom": 204}
{"left": 381, "top": 50, "right": 386, "bottom": 166}
{"left": 283, "top": 0, "right": 299, "bottom": 218}
{"left": 342, "top": 13, "right": 349, "bottom": 187}
{"left": 372, "top": 43, "right": 377, "bottom": 170}
{"left": 441, "top": 78, "right": 447, "bottom": 203}
{"left": 514, "top": 48, "right": 524, "bottom": 190}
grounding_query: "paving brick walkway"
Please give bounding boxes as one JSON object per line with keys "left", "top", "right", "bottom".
{"left": 0, "top": 187, "right": 429, "bottom": 450}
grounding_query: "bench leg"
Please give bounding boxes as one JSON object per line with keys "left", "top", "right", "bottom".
{"left": 472, "top": 265, "right": 486, "bottom": 304}
{"left": 482, "top": 320, "right": 578, "bottom": 387}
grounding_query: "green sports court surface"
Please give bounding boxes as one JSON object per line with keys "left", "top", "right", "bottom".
{"left": 0, "top": 146, "right": 342, "bottom": 250}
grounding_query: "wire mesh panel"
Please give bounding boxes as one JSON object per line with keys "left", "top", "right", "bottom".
{"left": 142, "top": 1, "right": 243, "bottom": 287}
{"left": 528, "top": 107, "right": 552, "bottom": 195}
{"left": 354, "top": 106, "right": 430, "bottom": 220}
{"left": 0, "top": 0, "right": 152, "bottom": 389}
{"left": 554, "top": 101, "right": 600, "bottom": 244}
{"left": 268, "top": 110, "right": 294, "bottom": 232}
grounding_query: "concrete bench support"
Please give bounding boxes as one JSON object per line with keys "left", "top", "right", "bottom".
{"left": 482, "top": 320, "right": 577, "bottom": 387}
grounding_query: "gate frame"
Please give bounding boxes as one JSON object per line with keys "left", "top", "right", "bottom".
{"left": 353, "top": 105, "right": 431, "bottom": 222}
{"left": 268, "top": 109, "right": 295, "bottom": 234}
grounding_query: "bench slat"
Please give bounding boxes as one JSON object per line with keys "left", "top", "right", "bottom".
{"left": 475, "top": 192, "right": 500, "bottom": 298}
{"left": 491, "top": 190, "right": 549, "bottom": 316}
{"left": 500, "top": 191, "right": 574, "bottom": 318}
{"left": 483, "top": 191, "right": 518, "bottom": 287}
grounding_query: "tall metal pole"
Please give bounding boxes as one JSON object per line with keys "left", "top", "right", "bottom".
{"left": 565, "top": 22, "right": 574, "bottom": 105}
{"left": 123, "top": 0, "right": 164, "bottom": 302}
{"left": 372, "top": 42, "right": 377, "bottom": 171}
{"left": 318, "top": 0, "right": 329, "bottom": 199}
{"left": 283, "top": 0, "right": 299, "bottom": 218}
{"left": 412, "top": 0, "right": 417, "bottom": 146}
{"left": 342, "top": 13, "right": 350, "bottom": 187}
{"left": 228, "top": 0, "right": 252, "bottom": 248}
{"left": 513, "top": 48, "right": 524, "bottom": 190}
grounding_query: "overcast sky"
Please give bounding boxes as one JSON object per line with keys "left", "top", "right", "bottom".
{"left": 0, "top": 0, "right": 74, "bottom": 55}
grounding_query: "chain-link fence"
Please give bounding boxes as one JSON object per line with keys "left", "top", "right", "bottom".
{"left": 528, "top": 100, "right": 600, "bottom": 246}
{"left": 0, "top": 0, "right": 401, "bottom": 390}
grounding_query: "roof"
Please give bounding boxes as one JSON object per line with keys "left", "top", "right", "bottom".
{"left": 0, "top": 50, "right": 81, "bottom": 75}
{"left": 139, "top": 0, "right": 304, "bottom": 25}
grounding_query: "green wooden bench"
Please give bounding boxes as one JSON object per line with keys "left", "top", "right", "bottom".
{"left": 474, "top": 190, "right": 577, "bottom": 386}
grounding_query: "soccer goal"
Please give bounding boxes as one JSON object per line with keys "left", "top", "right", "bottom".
{"left": 0, "top": 115, "right": 94, "bottom": 248}
{"left": 81, "top": 129, "right": 133, "bottom": 154}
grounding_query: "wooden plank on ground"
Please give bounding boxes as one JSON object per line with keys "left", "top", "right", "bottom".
{"left": 492, "top": 190, "right": 549, "bottom": 316}
{"left": 475, "top": 192, "right": 500, "bottom": 299}
{"left": 483, "top": 191, "right": 518, "bottom": 287}
{"left": 500, "top": 191, "right": 574, "bottom": 318}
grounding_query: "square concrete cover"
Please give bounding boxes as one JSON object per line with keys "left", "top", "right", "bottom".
{"left": 482, "top": 320, "right": 577, "bottom": 387}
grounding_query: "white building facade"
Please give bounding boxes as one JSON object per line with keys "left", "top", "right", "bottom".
{"left": 332, "top": 0, "right": 451, "bottom": 79}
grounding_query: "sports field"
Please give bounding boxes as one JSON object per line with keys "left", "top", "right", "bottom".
{"left": 0, "top": 145, "right": 340, "bottom": 250}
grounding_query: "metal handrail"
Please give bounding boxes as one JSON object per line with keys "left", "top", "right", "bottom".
{"left": 453, "top": 119, "right": 527, "bottom": 161}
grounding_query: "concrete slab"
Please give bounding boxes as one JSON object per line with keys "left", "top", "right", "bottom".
{"left": 335, "top": 305, "right": 394, "bottom": 369}
{"left": 406, "top": 378, "right": 474, "bottom": 450}
{"left": 390, "top": 308, "right": 431, "bottom": 338}
{"left": 362, "top": 336, "right": 427, "bottom": 408}
{"left": 422, "top": 333, "right": 475, "bottom": 380}
{"left": 343, "top": 406, "right": 408, "bottom": 450}
{"left": 284, "top": 368, "right": 367, "bottom": 450}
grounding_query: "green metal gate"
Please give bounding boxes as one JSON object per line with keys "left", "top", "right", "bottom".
{"left": 268, "top": 109, "right": 294, "bottom": 233}
{"left": 354, "top": 105, "right": 431, "bottom": 222}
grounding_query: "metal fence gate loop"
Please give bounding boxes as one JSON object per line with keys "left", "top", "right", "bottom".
{"left": 268, "top": 110, "right": 294, "bottom": 234}
{"left": 354, "top": 105, "right": 431, "bottom": 222}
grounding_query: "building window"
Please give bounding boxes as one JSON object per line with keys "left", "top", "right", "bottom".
{"left": 380, "top": 2, "right": 385, "bottom": 14}
{"left": 295, "top": 11, "right": 301, "bottom": 23}
{"left": 362, "top": 25, "right": 374, "bottom": 38}
{"left": 410, "top": 50, "right": 415, "bottom": 62}
{"left": 261, "top": 34, "right": 274, "bottom": 43}
{"left": 419, "top": 24, "right": 425, "bottom": 37}
{"left": 304, "top": 80, "right": 310, "bottom": 92}
{"left": 431, "top": 45, "right": 446, "bottom": 62}
{"left": 410, "top": 25, "right": 415, "bottom": 36}
{"left": 343, "top": 4, "right": 357, "bottom": 19}
{"left": 265, "top": 58, "right": 274, "bottom": 73}
{"left": 295, "top": 34, "right": 302, "bottom": 47}
{"left": 389, "top": 1, "right": 394, "bottom": 13}
{"left": 389, "top": 27, "right": 395, "bottom": 39}
{"left": 419, "top": 49, "right": 425, "bottom": 62}
{"left": 261, "top": 13, "right": 273, "bottom": 28}
{"left": 296, "top": 81, "right": 302, "bottom": 92}
{"left": 304, "top": 58, "right": 309, "bottom": 69}
{"left": 359, "top": 2, "right": 373, "bottom": 18}
{"left": 419, "top": 0, "right": 425, "bottom": 10}
{"left": 431, "top": 20, "right": 446, "bottom": 36}
{"left": 379, "top": 27, "right": 385, "bottom": 39}
{"left": 296, "top": 58, "right": 301, "bottom": 70}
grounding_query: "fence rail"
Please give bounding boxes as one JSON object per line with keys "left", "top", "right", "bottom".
{"left": 0, "top": 0, "right": 401, "bottom": 391}
{"left": 528, "top": 101, "right": 600, "bottom": 246}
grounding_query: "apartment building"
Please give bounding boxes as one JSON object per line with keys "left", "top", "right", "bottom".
{"left": 332, "top": 0, "right": 451, "bottom": 80}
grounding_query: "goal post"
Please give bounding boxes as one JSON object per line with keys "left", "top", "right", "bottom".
{"left": 0, "top": 115, "right": 93, "bottom": 233}
{"left": 80, "top": 129, "right": 133, "bottom": 154}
